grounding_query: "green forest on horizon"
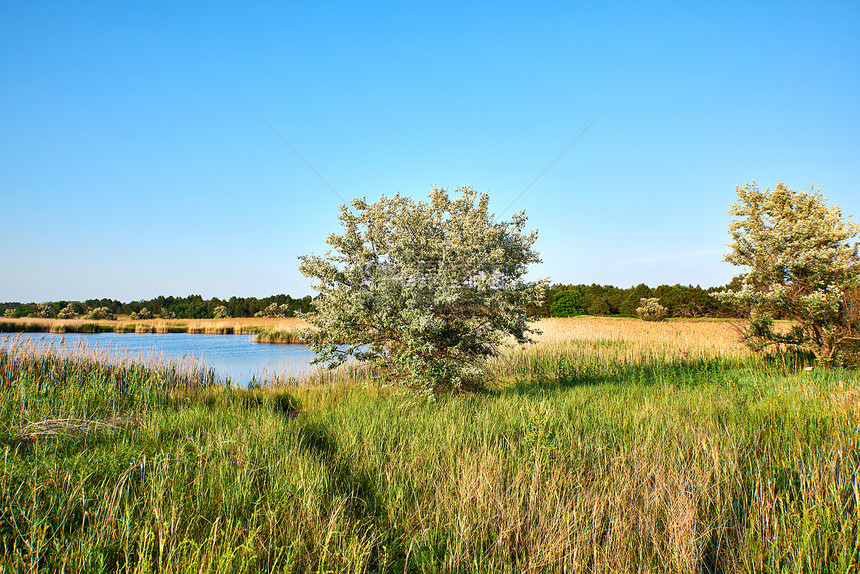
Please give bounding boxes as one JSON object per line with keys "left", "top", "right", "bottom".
{"left": 1, "top": 281, "right": 744, "bottom": 320}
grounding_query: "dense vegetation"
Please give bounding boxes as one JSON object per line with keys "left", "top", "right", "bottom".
{"left": 1, "top": 294, "right": 314, "bottom": 320}
{"left": 1, "top": 282, "right": 742, "bottom": 322}
{"left": 535, "top": 281, "right": 744, "bottom": 318}
{"left": 2, "top": 322, "right": 857, "bottom": 572}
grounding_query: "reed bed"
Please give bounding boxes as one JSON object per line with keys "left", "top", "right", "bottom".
{"left": 488, "top": 318, "right": 768, "bottom": 387}
{"left": 1, "top": 319, "right": 859, "bottom": 572}
{"left": 528, "top": 317, "right": 748, "bottom": 358}
{"left": 251, "top": 326, "right": 316, "bottom": 344}
{"left": 0, "top": 317, "right": 314, "bottom": 342}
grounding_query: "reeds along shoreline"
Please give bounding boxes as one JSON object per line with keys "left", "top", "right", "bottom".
{"left": 0, "top": 316, "right": 315, "bottom": 343}
{"left": 0, "top": 315, "right": 744, "bottom": 344}
{"left": 0, "top": 338, "right": 219, "bottom": 410}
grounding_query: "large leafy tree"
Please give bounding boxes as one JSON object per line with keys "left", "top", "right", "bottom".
{"left": 298, "top": 186, "right": 545, "bottom": 396}
{"left": 714, "top": 181, "right": 860, "bottom": 366}
{"left": 550, "top": 289, "right": 584, "bottom": 317}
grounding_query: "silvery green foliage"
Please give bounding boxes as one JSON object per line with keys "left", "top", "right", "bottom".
{"left": 635, "top": 297, "right": 667, "bottom": 321}
{"left": 57, "top": 304, "right": 79, "bottom": 319}
{"left": 85, "top": 307, "right": 116, "bottom": 320}
{"left": 713, "top": 181, "right": 860, "bottom": 366}
{"left": 33, "top": 303, "right": 53, "bottom": 318}
{"left": 3, "top": 309, "right": 14, "bottom": 318}
{"left": 130, "top": 307, "right": 152, "bottom": 320}
{"left": 299, "top": 186, "right": 546, "bottom": 396}
{"left": 213, "top": 305, "right": 230, "bottom": 319}
{"left": 255, "top": 303, "right": 289, "bottom": 318}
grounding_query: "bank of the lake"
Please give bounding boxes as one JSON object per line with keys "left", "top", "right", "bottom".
{"left": 1, "top": 331, "right": 321, "bottom": 386}
{"left": 0, "top": 316, "right": 313, "bottom": 343}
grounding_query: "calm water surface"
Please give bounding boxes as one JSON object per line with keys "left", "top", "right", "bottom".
{"left": 1, "top": 332, "right": 320, "bottom": 386}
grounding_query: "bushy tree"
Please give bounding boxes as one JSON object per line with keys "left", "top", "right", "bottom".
{"left": 255, "top": 303, "right": 290, "bottom": 318}
{"left": 299, "top": 186, "right": 545, "bottom": 396}
{"left": 57, "top": 304, "right": 80, "bottom": 319}
{"left": 85, "top": 307, "right": 116, "bottom": 320}
{"left": 635, "top": 297, "right": 667, "bottom": 321}
{"left": 130, "top": 307, "right": 152, "bottom": 320}
{"left": 714, "top": 181, "right": 860, "bottom": 366}
{"left": 587, "top": 298, "right": 610, "bottom": 316}
{"left": 31, "top": 302, "right": 54, "bottom": 318}
{"left": 213, "top": 305, "right": 230, "bottom": 319}
{"left": 621, "top": 284, "right": 652, "bottom": 316}
{"left": 550, "top": 289, "right": 584, "bottom": 317}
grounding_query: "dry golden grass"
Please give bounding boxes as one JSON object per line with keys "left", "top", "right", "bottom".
{"left": 0, "top": 316, "right": 311, "bottom": 335}
{"left": 487, "top": 317, "right": 755, "bottom": 384}
{"left": 168, "top": 316, "right": 311, "bottom": 334}
{"left": 528, "top": 317, "right": 749, "bottom": 360}
{"left": 3, "top": 315, "right": 743, "bottom": 351}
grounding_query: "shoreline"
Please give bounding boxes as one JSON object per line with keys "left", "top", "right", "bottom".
{"left": 0, "top": 317, "right": 313, "bottom": 343}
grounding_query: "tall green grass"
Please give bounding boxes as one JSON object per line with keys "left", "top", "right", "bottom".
{"left": 1, "top": 339, "right": 858, "bottom": 572}
{"left": 248, "top": 326, "right": 314, "bottom": 344}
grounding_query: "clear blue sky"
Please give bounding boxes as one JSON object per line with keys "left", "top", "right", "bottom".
{"left": 2, "top": 1, "right": 858, "bottom": 302}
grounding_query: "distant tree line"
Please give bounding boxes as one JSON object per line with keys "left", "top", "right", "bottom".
{"left": 3, "top": 283, "right": 745, "bottom": 321}
{"left": 2, "top": 283, "right": 749, "bottom": 321}
{"left": 0, "top": 294, "right": 314, "bottom": 320}
{"left": 532, "top": 280, "right": 746, "bottom": 319}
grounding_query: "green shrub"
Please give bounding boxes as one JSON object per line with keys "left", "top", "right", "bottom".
{"left": 57, "top": 304, "right": 79, "bottom": 319}
{"left": 85, "top": 307, "right": 116, "bottom": 320}
{"left": 30, "top": 302, "right": 54, "bottom": 318}
{"left": 254, "top": 303, "right": 289, "bottom": 318}
{"left": 550, "top": 290, "right": 584, "bottom": 317}
{"left": 130, "top": 307, "right": 152, "bottom": 320}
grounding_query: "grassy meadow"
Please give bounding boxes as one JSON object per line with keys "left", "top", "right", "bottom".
{"left": 2, "top": 318, "right": 859, "bottom": 572}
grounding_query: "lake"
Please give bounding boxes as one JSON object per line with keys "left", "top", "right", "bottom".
{"left": 0, "top": 332, "right": 321, "bottom": 386}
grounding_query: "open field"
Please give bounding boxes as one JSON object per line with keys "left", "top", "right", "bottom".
{"left": 2, "top": 318, "right": 858, "bottom": 572}
{"left": 527, "top": 317, "right": 749, "bottom": 358}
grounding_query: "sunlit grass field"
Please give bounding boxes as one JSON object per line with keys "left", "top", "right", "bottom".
{"left": 2, "top": 318, "right": 858, "bottom": 572}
